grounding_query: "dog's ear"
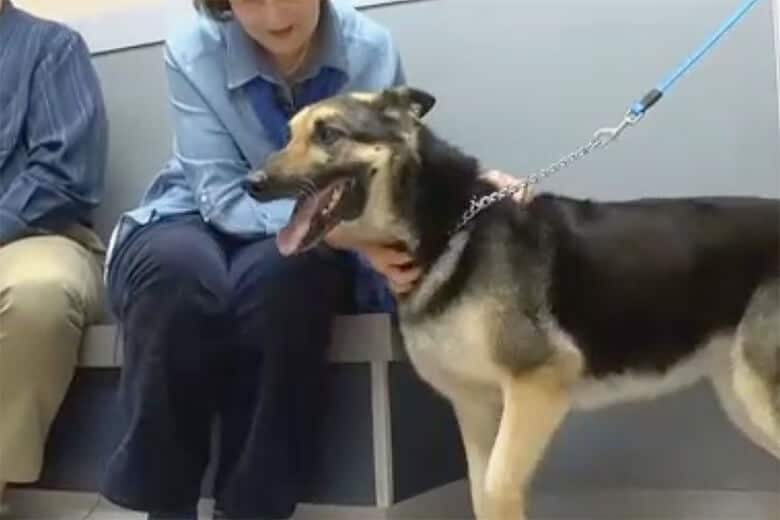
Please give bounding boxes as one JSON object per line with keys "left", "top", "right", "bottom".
{"left": 404, "top": 87, "right": 436, "bottom": 118}
{"left": 380, "top": 86, "right": 436, "bottom": 118}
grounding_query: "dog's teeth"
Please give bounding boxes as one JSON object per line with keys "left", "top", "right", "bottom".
{"left": 329, "top": 187, "right": 343, "bottom": 209}
{"left": 322, "top": 186, "right": 343, "bottom": 216}
{"left": 321, "top": 185, "right": 347, "bottom": 217}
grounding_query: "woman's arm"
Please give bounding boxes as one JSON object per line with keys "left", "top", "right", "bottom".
{"left": 163, "top": 45, "right": 281, "bottom": 239}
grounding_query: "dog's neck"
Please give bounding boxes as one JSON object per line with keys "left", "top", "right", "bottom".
{"left": 404, "top": 126, "right": 490, "bottom": 268}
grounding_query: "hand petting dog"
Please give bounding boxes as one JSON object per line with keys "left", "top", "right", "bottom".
{"left": 325, "top": 170, "right": 531, "bottom": 295}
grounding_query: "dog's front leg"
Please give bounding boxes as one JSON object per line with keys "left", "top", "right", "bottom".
{"left": 483, "top": 366, "right": 571, "bottom": 520}
{"left": 452, "top": 398, "right": 501, "bottom": 519}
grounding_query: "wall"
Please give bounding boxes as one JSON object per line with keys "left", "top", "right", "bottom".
{"left": 14, "top": 0, "right": 399, "bottom": 53}
{"left": 89, "top": 0, "right": 779, "bottom": 493}
{"left": 775, "top": 0, "right": 780, "bottom": 128}
{"left": 377, "top": 0, "right": 778, "bottom": 200}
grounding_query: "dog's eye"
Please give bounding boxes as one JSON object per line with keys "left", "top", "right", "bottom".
{"left": 315, "top": 121, "right": 346, "bottom": 146}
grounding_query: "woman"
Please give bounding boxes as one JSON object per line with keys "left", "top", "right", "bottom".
{"left": 101, "top": 1, "right": 525, "bottom": 518}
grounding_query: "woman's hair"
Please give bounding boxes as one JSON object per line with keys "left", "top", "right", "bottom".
{"left": 193, "top": 0, "right": 232, "bottom": 20}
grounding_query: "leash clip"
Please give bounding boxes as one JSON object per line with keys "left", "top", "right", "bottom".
{"left": 593, "top": 110, "right": 643, "bottom": 146}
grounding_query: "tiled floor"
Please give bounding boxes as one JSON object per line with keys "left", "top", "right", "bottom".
{"left": 388, "top": 481, "right": 780, "bottom": 520}
{"left": 3, "top": 492, "right": 141, "bottom": 520}
{"left": 5, "top": 483, "right": 780, "bottom": 519}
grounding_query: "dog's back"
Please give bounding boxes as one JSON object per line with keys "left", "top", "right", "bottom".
{"left": 522, "top": 194, "right": 780, "bottom": 377}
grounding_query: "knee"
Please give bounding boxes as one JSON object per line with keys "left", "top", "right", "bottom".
{"left": 243, "top": 275, "right": 334, "bottom": 332}
{"left": 0, "top": 275, "right": 81, "bottom": 382}
{"left": 0, "top": 277, "right": 84, "bottom": 378}
{"left": 236, "top": 250, "right": 345, "bottom": 313}
{"left": 111, "top": 234, "right": 230, "bottom": 315}
{"left": 0, "top": 274, "right": 86, "bottom": 333}
{"left": 232, "top": 254, "right": 344, "bottom": 354}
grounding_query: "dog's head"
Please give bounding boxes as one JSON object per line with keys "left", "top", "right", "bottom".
{"left": 245, "top": 86, "right": 441, "bottom": 256}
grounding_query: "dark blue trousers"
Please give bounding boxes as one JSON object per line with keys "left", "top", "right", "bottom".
{"left": 101, "top": 215, "right": 352, "bottom": 519}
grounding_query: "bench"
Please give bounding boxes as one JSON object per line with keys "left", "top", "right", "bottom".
{"left": 57, "top": 312, "right": 465, "bottom": 510}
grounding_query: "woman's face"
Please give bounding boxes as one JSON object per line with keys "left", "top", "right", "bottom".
{"left": 230, "top": 0, "right": 320, "bottom": 64}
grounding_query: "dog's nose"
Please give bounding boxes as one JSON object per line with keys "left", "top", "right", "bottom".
{"left": 244, "top": 171, "right": 268, "bottom": 199}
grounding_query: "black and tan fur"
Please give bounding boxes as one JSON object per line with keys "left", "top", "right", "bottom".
{"left": 246, "top": 87, "right": 780, "bottom": 519}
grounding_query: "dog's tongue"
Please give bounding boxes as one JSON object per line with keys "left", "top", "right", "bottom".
{"left": 277, "top": 191, "right": 326, "bottom": 256}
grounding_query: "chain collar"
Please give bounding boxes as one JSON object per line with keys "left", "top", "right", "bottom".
{"left": 450, "top": 110, "right": 642, "bottom": 236}
{"left": 451, "top": 180, "right": 530, "bottom": 236}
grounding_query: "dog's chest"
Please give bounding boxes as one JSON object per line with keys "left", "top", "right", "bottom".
{"left": 400, "top": 301, "right": 505, "bottom": 396}
{"left": 399, "top": 232, "right": 505, "bottom": 395}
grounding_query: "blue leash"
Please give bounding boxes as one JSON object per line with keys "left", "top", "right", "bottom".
{"left": 455, "top": 0, "right": 767, "bottom": 229}
{"left": 597, "top": 0, "right": 764, "bottom": 143}
{"left": 629, "top": 0, "right": 763, "bottom": 117}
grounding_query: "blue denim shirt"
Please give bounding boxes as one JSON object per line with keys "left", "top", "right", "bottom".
{"left": 106, "top": 0, "right": 402, "bottom": 312}
{"left": 0, "top": 1, "right": 108, "bottom": 244}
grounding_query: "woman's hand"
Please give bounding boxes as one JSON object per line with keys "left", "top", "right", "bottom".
{"left": 480, "top": 169, "right": 534, "bottom": 203}
{"left": 323, "top": 169, "right": 531, "bottom": 296}
{"left": 325, "top": 228, "right": 422, "bottom": 295}
{"left": 358, "top": 242, "right": 422, "bottom": 295}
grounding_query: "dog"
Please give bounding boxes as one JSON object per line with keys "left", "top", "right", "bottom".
{"left": 245, "top": 86, "right": 780, "bottom": 519}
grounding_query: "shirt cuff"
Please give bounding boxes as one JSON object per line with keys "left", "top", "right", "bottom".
{"left": 0, "top": 209, "right": 29, "bottom": 244}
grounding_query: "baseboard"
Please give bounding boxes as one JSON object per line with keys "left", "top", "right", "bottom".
{"left": 6, "top": 482, "right": 780, "bottom": 519}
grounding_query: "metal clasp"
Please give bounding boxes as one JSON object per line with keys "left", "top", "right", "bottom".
{"left": 593, "top": 110, "right": 643, "bottom": 146}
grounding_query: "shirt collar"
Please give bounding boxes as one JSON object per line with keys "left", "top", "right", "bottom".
{"left": 225, "top": 0, "right": 348, "bottom": 90}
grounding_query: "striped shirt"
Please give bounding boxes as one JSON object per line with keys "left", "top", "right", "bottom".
{"left": 0, "top": 1, "right": 107, "bottom": 244}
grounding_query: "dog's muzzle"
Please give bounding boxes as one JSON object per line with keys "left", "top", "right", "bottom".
{"left": 244, "top": 171, "right": 271, "bottom": 201}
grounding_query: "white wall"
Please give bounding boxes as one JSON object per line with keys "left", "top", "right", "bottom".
{"left": 14, "top": 0, "right": 396, "bottom": 54}
{"left": 381, "top": 0, "right": 778, "bottom": 199}
{"left": 15, "top": 0, "right": 187, "bottom": 54}
{"left": 775, "top": 0, "right": 780, "bottom": 131}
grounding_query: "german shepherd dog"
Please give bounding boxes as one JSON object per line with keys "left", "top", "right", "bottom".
{"left": 246, "top": 87, "right": 780, "bottom": 519}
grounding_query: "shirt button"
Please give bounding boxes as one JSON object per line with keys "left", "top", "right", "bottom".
{"left": 200, "top": 194, "right": 208, "bottom": 203}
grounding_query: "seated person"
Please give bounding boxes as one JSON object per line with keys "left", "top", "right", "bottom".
{"left": 0, "top": 0, "right": 108, "bottom": 512}
{"left": 101, "top": 1, "right": 524, "bottom": 518}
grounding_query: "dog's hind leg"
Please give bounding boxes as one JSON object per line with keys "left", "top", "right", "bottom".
{"left": 733, "top": 342, "right": 779, "bottom": 452}
{"left": 482, "top": 362, "right": 573, "bottom": 520}
{"left": 711, "top": 342, "right": 780, "bottom": 460}
{"left": 711, "top": 280, "right": 780, "bottom": 460}
{"left": 452, "top": 396, "right": 501, "bottom": 519}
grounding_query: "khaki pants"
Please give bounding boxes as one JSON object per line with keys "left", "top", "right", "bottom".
{"left": 0, "top": 230, "right": 104, "bottom": 483}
